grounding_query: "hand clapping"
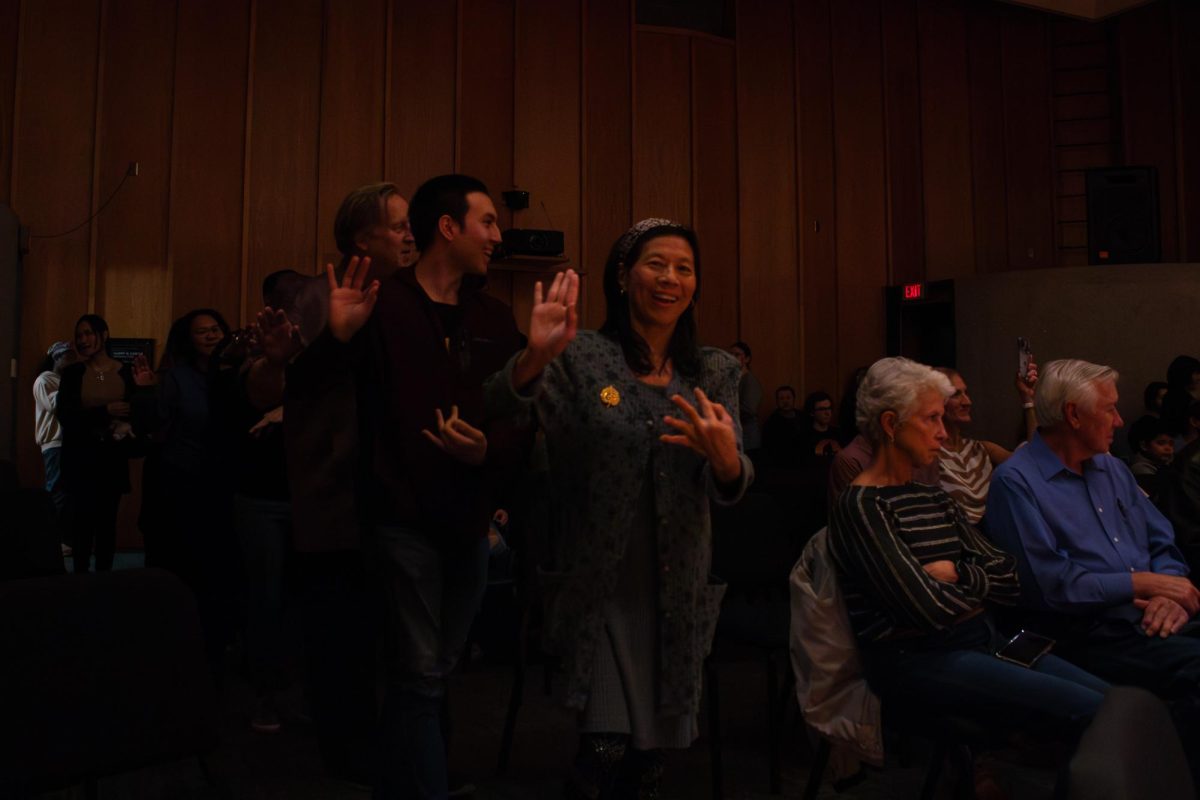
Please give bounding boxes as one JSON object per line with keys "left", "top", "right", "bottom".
{"left": 422, "top": 405, "right": 488, "bottom": 466}
{"left": 660, "top": 387, "right": 742, "bottom": 484}
{"left": 326, "top": 256, "right": 379, "bottom": 343}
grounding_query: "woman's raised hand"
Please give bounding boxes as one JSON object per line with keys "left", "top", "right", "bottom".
{"left": 131, "top": 354, "right": 157, "bottom": 386}
{"left": 326, "top": 256, "right": 379, "bottom": 343}
{"left": 661, "top": 387, "right": 742, "bottom": 484}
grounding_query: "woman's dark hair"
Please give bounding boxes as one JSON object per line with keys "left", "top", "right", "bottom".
{"left": 600, "top": 224, "right": 702, "bottom": 379}
{"left": 1167, "top": 356, "right": 1200, "bottom": 391}
{"left": 1162, "top": 355, "right": 1200, "bottom": 434}
{"left": 75, "top": 314, "right": 110, "bottom": 356}
{"left": 162, "top": 308, "right": 230, "bottom": 370}
{"left": 1144, "top": 381, "right": 1170, "bottom": 414}
{"left": 803, "top": 390, "right": 834, "bottom": 417}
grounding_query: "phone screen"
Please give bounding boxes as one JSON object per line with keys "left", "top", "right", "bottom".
{"left": 995, "top": 629, "right": 1054, "bottom": 668}
{"left": 1017, "top": 337, "right": 1032, "bottom": 381}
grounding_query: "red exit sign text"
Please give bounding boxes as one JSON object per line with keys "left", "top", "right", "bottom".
{"left": 903, "top": 283, "right": 924, "bottom": 300}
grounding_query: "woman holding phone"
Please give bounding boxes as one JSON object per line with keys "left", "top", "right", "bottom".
{"left": 489, "top": 218, "right": 752, "bottom": 798}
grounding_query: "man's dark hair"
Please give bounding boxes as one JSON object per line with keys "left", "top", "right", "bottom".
{"left": 731, "top": 340, "right": 752, "bottom": 360}
{"left": 333, "top": 183, "right": 400, "bottom": 262}
{"left": 804, "top": 390, "right": 834, "bottom": 416}
{"left": 776, "top": 385, "right": 796, "bottom": 398}
{"left": 408, "top": 174, "right": 490, "bottom": 252}
{"left": 600, "top": 224, "right": 702, "bottom": 379}
{"left": 162, "top": 308, "right": 230, "bottom": 370}
{"left": 1128, "top": 414, "right": 1171, "bottom": 454}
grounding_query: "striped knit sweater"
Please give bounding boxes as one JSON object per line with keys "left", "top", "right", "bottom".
{"left": 829, "top": 483, "right": 1020, "bottom": 642}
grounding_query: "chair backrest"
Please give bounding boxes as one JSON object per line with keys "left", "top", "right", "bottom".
{"left": 788, "top": 528, "right": 884, "bottom": 765}
{"left": 0, "top": 568, "right": 219, "bottom": 795}
{"left": 712, "top": 490, "right": 797, "bottom": 597}
{"left": 1067, "top": 686, "right": 1194, "bottom": 800}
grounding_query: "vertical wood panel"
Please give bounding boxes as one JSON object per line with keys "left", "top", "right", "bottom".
{"left": 0, "top": 0, "right": 20, "bottom": 204}
{"left": 633, "top": 31, "right": 691, "bottom": 224}
{"left": 12, "top": 0, "right": 101, "bottom": 482}
{"left": 169, "top": 0, "right": 250, "bottom": 321}
{"left": 737, "top": 0, "right": 799, "bottom": 401}
{"left": 388, "top": 0, "right": 457, "bottom": 196}
{"left": 795, "top": 0, "right": 838, "bottom": 397}
{"left": 459, "top": 0, "right": 515, "bottom": 229}
{"left": 967, "top": 3, "right": 1009, "bottom": 272}
{"left": 831, "top": 0, "right": 888, "bottom": 379}
{"left": 247, "top": 0, "right": 321, "bottom": 290}
{"left": 881, "top": 0, "right": 924, "bottom": 286}
{"left": 514, "top": 0, "right": 581, "bottom": 268}
{"left": 1176, "top": 0, "right": 1200, "bottom": 261}
{"left": 316, "top": 0, "right": 387, "bottom": 267}
{"left": 1119, "top": 2, "right": 1179, "bottom": 261}
{"left": 918, "top": 0, "right": 974, "bottom": 279}
{"left": 690, "top": 39, "right": 738, "bottom": 348}
{"left": 93, "top": 0, "right": 175, "bottom": 344}
{"left": 1002, "top": 10, "right": 1055, "bottom": 270}
{"left": 581, "top": 0, "right": 631, "bottom": 328}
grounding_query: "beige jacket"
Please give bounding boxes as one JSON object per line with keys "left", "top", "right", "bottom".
{"left": 789, "top": 528, "right": 884, "bottom": 765}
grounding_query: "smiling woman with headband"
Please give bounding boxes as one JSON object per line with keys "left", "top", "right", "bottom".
{"left": 489, "top": 218, "right": 753, "bottom": 798}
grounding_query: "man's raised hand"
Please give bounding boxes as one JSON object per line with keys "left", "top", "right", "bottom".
{"left": 326, "top": 256, "right": 379, "bottom": 343}
{"left": 421, "top": 405, "right": 488, "bottom": 466}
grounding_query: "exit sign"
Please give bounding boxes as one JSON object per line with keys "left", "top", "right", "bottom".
{"left": 903, "top": 283, "right": 924, "bottom": 300}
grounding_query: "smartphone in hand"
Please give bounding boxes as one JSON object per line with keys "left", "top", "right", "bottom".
{"left": 1017, "top": 337, "right": 1033, "bottom": 381}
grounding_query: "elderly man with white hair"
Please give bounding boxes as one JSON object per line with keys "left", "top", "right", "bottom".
{"left": 987, "top": 358, "right": 1200, "bottom": 780}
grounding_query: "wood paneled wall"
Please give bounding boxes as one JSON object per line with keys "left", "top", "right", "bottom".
{"left": 3, "top": 0, "right": 1199, "bottom": 495}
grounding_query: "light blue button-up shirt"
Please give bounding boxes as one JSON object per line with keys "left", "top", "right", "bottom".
{"left": 986, "top": 432, "right": 1187, "bottom": 615}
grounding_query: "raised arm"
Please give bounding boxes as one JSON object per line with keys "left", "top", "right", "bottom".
{"left": 510, "top": 269, "right": 579, "bottom": 391}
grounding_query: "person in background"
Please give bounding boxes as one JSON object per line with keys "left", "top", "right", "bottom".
{"left": 802, "top": 390, "right": 842, "bottom": 457}
{"left": 33, "top": 341, "right": 77, "bottom": 549}
{"left": 56, "top": 314, "right": 152, "bottom": 573}
{"left": 730, "top": 341, "right": 762, "bottom": 454}
{"left": 1163, "top": 355, "right": 1200, "bottom": 441}
{"left": 763, "top": 385, "right": 806, "bottom": 469}
{"left": 934, "top": 363, "right": 1038, "bottom": 526}
{"left": 494, "top": 218, "right": 751, "bottom": 799}
{"left": 1166, "top": 400, "right": 1200, "bottom": 579}
{"left": 1128, "top": 414, "right": 1176, "bottom": 505}
{"left": 142, "top": 308, "right": 236, "bottom": 678}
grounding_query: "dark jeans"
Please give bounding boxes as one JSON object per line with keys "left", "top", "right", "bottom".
{"left": 864, "top": 615, "right": 1108, "bottom": 733}
{"left": 374, "top": 527, "right": 489, "bottom": 800}
{"left": 69, "top": 485, "right": 122, "bottom": 573}
{"left": 234, "top": 494, "right": 297, "bottom": 696}
{"left": 296, "top": 549, "right": 377, "bottom": 783}
{"left": 1057, "top": 616, "right": 1200, "bottom": 787}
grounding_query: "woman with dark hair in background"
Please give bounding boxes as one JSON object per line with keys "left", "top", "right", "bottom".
{"left": 56, "top": 314, "right": 150, "bottom": 573}
{"left": 493, "top": 218, "right": 752, "bottom": 798}
{"left": 140, "top": 307, "right": 237, "bottom": 677}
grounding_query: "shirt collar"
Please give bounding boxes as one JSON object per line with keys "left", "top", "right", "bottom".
{"left": 1029, "top": 431, "right": 1108, "bottom": 479}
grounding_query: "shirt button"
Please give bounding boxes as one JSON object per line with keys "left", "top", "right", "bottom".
{"left": 662, "top": 564, "right": 670, "bottom": 573}
{"left": 646, "top": 420, "right": 654, "bottom": 429}
{"left": 1113, "top": 537, "right": 1119, "bottom": 543}
{"left": 1098, "top": 507, "right": 1104, "bottom": 514}
{"left": 658, "top": 471, "right": 667, "bottom": 479}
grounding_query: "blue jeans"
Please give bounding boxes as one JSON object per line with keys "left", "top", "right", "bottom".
{"left": 374, "top": 526, "right": 489, "bottom": 800}
{"left": 864, "top": 615, "right": 1108, "bottom": 732}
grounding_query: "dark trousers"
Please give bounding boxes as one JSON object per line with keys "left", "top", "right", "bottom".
{"left": 296, "top": 549, "right": 378, "bottom": 783}
{"left": 374, "top": 527, "right": 489, "bottom": 800}
{"left": 69, "top": 485, "right": 121, "bottom": 573}
{"left": 234, "top": 494, "right": 297, "bottom": 696}
{"left": 1059, "top": 616, "right": 1200, "bottom": 788}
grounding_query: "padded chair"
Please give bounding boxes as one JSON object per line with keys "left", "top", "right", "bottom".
{"left": 705, "top": 490, "right": 802, "bottom": 799}
{"left": 1066, "top": 686, "right": 1194, "bottom": 800}
{"left": 791, "top": 529, "right": 990, "bottom": 800}
{"left": 0, "top": 568, "right": 220, "bottom": 797}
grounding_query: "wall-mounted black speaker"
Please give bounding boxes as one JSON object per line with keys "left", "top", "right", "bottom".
{"left": 1086, "top": 167, "right": 1160, "bottom": 265}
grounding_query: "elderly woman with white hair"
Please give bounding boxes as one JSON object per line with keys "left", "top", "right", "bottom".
{"left": 828, "top": 357, "right": 1108, "bottom": 731}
